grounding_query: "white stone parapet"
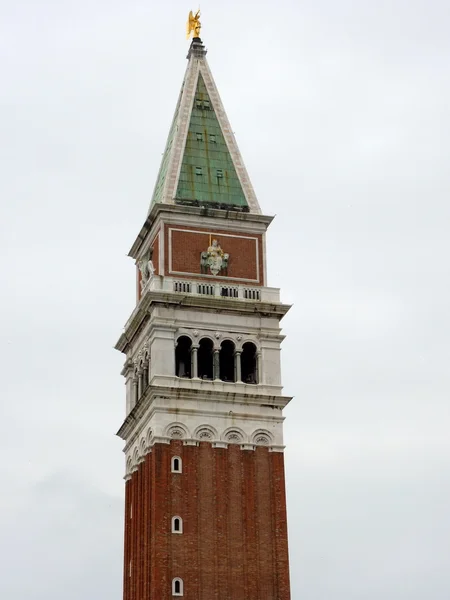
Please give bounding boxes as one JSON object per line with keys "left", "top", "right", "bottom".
{"left": 143, "top": 275, "right": 281, "bottom": 303}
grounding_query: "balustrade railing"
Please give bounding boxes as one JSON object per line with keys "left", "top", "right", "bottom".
{"left": 143, "top": 276, "right": 280, "bottom": 303}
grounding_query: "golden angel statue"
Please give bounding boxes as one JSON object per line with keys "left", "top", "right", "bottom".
{"left": 186, "top": 9, "right": 201, "bottom": 39}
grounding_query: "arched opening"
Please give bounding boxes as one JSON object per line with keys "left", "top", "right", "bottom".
{"left": 172, "top": 578, "right": 183, "bottom": 596}
{"left": 198, "top": 338, "right": 213, "bottom": 380}
{"left": 171, "top": 456, "right": 182, "bottom": 473}
{"left": 220, "top": 340, "right": 235, "bottom": 382}
{"left": 241, "top": 342, "right": 257, "bottom": 384}
{"left": 172, "top": 516, "right": 183, "bottom": 534}
{"left": 175, "top": 336, "right": 192, "bottom": 378}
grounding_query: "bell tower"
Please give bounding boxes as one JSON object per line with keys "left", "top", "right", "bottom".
{"left": 116, "top": 32, "right": 292, "bottom": 600}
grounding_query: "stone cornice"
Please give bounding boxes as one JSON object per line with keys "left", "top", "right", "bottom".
{"left": 116, "top": 384, "right": 292, "bottom": 442}
{"left": 115, "top": 306, "right": 149, "bottom": 354}
{"left": 120, "top": 358, "right": 133, "bottom": 378}
{"left": 115, "top": 291, "right": 291, "bottom": 353}
{"left": 124, "top": 435, "right": 286, "bottom": 479}
{"left": 129, "top": 204, "right": 274, "bottom": 259}
{"left": 122, "top": 420, "right": 286, "bottom": 478}
{"left": 123, "top": 403, "right": 286, "bottom": 450}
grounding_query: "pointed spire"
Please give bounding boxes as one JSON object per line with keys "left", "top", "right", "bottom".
{"left": 187, "top": 37, "right": 207, "bottom": 59}
{"left": 148, "top": 37, "right": 261, "bottom": 215}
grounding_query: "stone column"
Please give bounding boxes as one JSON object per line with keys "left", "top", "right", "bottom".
{"left": 137, "top": 369, "right": 143, "bottom": 398}
{"left": 213, "top": 349, "right": 220, "bottom": 380}
{"left": 132, "top": 376, "right": 138, "bottom": 407}
{"left": 143, "top": 361, "right": 149, "bottom": 388}
{"left": 234, "top": 350, "right": 242, "bottom": 383}
{"left": 256, "top": 352, "right": 262, "bottom": 384}
{"left": 123, "top": 359, "right": 134, "bottom": 415}
{"left": 174, "top": 340, "right": 178, "bottom": 377}
{"left": 191, "top": 346, "right": 199, "bottom": 379}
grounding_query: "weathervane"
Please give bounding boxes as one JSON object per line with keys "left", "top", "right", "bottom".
{"left": 186, "top": 9, "right": 201, "bottom": 39}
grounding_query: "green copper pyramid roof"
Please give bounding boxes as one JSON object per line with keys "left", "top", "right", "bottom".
{"left": 147, "top": 39, "right": 260, "bottom": 215}
{"left": 150, "top": 86, "right": 184, "bottom": 207}
{"left": 174, "top": 74, "right": 247, "bottom": 208}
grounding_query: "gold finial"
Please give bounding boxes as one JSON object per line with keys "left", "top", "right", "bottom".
{"left": 186, "top": 9, "right": 201, "bottom": 39}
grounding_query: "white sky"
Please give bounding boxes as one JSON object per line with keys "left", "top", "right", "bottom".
{"left": 1, "top": 1, "right": 449, "bottom": 598}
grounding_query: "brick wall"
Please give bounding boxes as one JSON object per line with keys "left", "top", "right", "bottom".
{"left": 123, "top": 441, "right": 291, "bottom": 600}
{"left": 152, "top": 234, "right": 160, "bottom": 276}
{"left": 164, "top": 224, "right": 264, "bottom": 285}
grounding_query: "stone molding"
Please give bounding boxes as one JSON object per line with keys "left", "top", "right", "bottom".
{"left": 115, "top": 290, "right": 290, "bottom": 354}
{"left": 118, "top": 386, "right": 290, "bottom": 451}
{"left": 124, "top": 422, "right": 282, "bottom": 478}
{"left": 130, "top": 204, "right": 273, "bottom": 262}
{"left": 163, "top": 58, "right": 197, "bottom": 206}
{"left": 175, "top": 327, "right": 259, "bottom": 352}
{"left": 132, "top": 342, "right": 149, "bottom": 370}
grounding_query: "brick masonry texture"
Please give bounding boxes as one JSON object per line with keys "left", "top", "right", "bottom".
{"left": 164, "top": 224, "right": 264, "bottom": 285}
{"left": 123, "top": 441, "right": 291, "bottom": 600}
{"left": 152, "top": 234, "right": 160, "bottom": 276}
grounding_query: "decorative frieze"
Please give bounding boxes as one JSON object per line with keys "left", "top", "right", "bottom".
{"left": 174, "top": 327, "right": 258, "bottom": 351}
{"left": 124, "top": 422, "right": 282, "bottom": 477}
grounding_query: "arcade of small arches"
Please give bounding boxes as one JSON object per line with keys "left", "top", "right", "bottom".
{"left": 130, "top": 345, "right": 150, "bottom": 406}
{"left": 175, "top": 334, "right": 259, "bottom": 384}
{"left": 124, "top": 424, "right": 276, "bottom": 478}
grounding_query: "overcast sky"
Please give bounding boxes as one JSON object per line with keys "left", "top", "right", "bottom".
{"left": 1, "top": 0, "right": 449, "bottom": 598}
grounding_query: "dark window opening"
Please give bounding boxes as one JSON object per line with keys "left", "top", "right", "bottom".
{"left": 173, "top": 518, "right": 181, "bottom": 532}
{"left": 241, "top": 342, "right": 257, "bottom": 384}
{"left": 172, "top": 457, "right": 181, "bottom": 472}
{"left": 175, "top": 336, "right": 192, "bottom": 378}
{"left": 197, "top": 283, "right": 214, "bottom": 295}
{"left": 244, "top": 288, "right": 261, "bottom": 300}
{"left": 172, "top": 578, "right": 183, "bottom": 596}
{"left": 174, "top": 281, "right": 191, "bottom": 293}
{"left": 195, "top": 98, "right": 211, "bottom": 111}
{"left": 195, "top": 166, "right": 203, "bottom": 176}
{"left": 198, "top": 338, "right": 214, "bottom": 380}
{"left": 209, "top": 134, "right": 216, "bottom": 143}
{"left": 221, "top": 287, "right": 238, "bottom": 298}
{"left": 196, "top": 132, "right": 203, "bottom": 141}
{"left": 220, "top": 340, "right": 235, "bottom": 382}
